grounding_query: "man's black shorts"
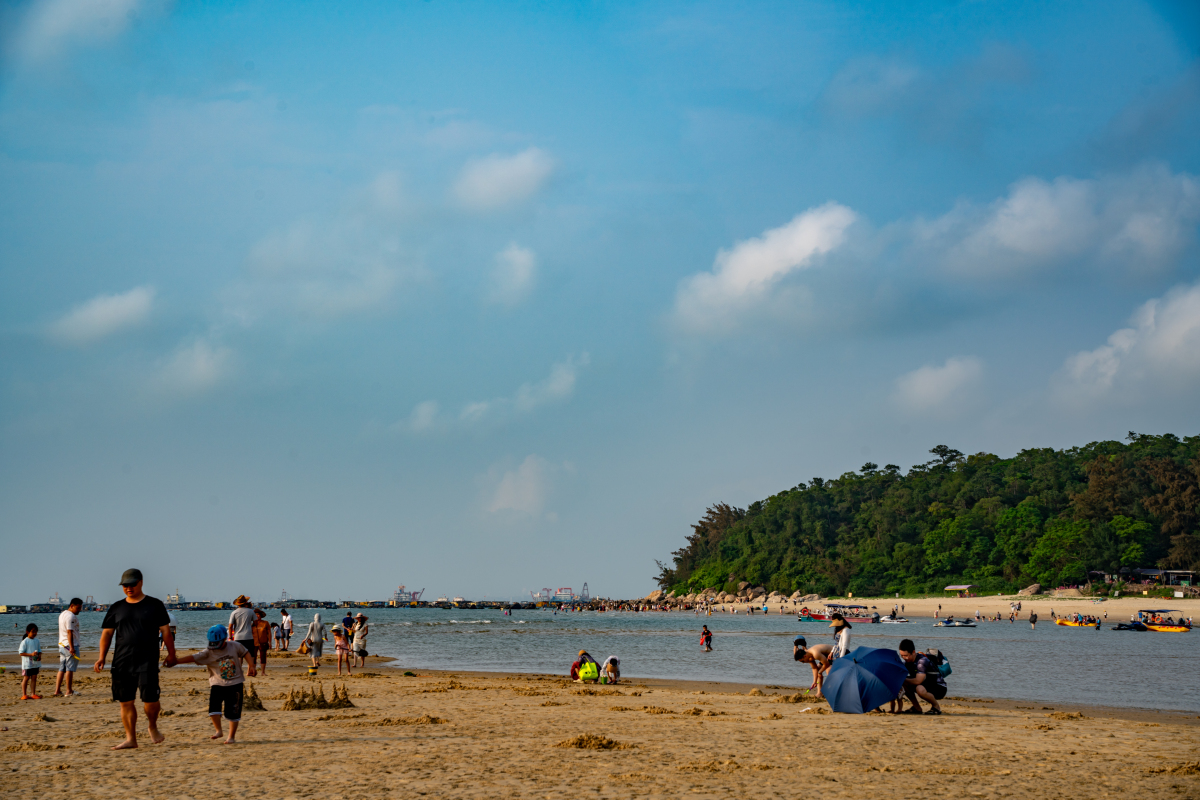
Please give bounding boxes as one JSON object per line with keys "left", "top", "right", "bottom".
{"left": 111, "top": 667, "right": 161, "bottom": 703}
{"left": 236, "top": 640, "right": 257, "bottom": 661}
{"left": 208, "top": 683, "right": 244, "bottom": 721}
{"left": 921, "top": 681, "right": 948, "bottom": 700}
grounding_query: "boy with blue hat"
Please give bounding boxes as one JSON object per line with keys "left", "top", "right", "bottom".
{"left": 168, "top": 624, "right": 256, "bottom": 743}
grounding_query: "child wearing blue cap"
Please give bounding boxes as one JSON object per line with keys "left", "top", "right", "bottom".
{"left": 168, "top": 624, "right": 256, "bottom": 743}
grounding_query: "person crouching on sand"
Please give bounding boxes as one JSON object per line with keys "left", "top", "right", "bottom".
{"left": 601, "top": 655, "right": 620, "bottom": 684}
{"left": 169, "top": 625, "right": 255, "bottom": 744}
{"left": 570, "top": 651, "right": 598, "bottom": 682}
{"left": 793, "top": 636, "right": 833, "bottom": 697}
{"left": 897, "top": 639, "right": 945, "bottom": 715}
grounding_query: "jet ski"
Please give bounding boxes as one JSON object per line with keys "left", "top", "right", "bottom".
{"left": 1110, "top": 621, "right": 1147, "bottom": 631}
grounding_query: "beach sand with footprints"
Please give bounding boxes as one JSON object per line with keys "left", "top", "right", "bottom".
{"left": 2, "top": 650, "right": 1198, "bottom": 799}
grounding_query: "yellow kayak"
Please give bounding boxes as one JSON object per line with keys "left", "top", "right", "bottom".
{"left": 1055, "top": 619, "right": 1099, "bottom": 627}
{"left": 1145, "top": 624, "right": 1190, "bottom": 633}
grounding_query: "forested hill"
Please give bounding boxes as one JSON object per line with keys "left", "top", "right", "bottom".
{"left": 655, "top": 433, "right": 1200, "bottom": 597}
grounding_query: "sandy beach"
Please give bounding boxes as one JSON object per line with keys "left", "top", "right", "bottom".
{"left": 719, "top": 594, "right": 1199, "bottom": 621}
{"left": 2, "top": 649, "right": 1197, "bottom": 799}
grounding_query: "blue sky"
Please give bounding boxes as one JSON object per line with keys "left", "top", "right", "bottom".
{"left": 2, "top": 1, "right": 1198, "bottom": 604}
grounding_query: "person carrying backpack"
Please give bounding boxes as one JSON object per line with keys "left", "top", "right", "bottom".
{"left": 897, "top": 639, "right": 947, "bottom": 715}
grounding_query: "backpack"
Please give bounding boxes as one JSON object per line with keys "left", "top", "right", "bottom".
{"left": 578, "top": 661, "right": 599, "bottom": 681}
{"left": 926, "top": 649, "right": 952, "bottom": 679}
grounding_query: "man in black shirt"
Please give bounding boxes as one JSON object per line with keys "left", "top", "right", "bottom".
{"left": 94, "top": 568, "right": 175, "bottom": 750}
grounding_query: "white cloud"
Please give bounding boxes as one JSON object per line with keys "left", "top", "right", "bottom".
{"left": 48, "top": 285, "right": 154, "bottom": 345}
{"left": 894, "top": 356, "right": 983, "bottom": 413}
{"left": 924, "top": 166, "right": 1200, "bottom": 276}
{"left": 11, "top": 0, "right": 145, "bottom": 64}
{"left": 453, "top": 147, "right": 556, "bottom": 211}
{"left": 485, "top": 455, "right": 554, "bottom": 517}
{"left": 513, "top": 354, "right": 587, "bottom": 412}
{"left": 154, "top": 339, "right": 232, "bottom": 397}
{"left": 1055, "top": 282, "right": 1200, "bottom": 404}
{"left": 488, "top": 243, "right": 536, "bottom": 306}
{"left": 673, "top": 202, "right": 857, "bottom": 334}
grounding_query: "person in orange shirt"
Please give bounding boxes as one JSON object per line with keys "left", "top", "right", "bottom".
{"left": 251, "top": 609, "right": 273, "bottom": 676}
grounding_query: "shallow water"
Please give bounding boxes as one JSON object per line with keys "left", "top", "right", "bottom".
{"left": 5, "top": 607, "right": 1196, "bottom": 711}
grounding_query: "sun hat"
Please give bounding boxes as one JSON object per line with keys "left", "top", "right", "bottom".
{"left": 207, "top": 625, "right": 229, "bottom": 646}
{"left": 354, "top": 613, "right": 367, "bottom": 618}
{"left": 234, "top": 595, "right": 250, "bottom": 606}
{"left": 119, "top": 568, "right": 143, "bottom": 587}
{"left": 829, "top": 618, "right": 846, "bottom": 628}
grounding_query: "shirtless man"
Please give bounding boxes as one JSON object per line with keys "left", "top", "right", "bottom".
{"left": 792, "top": 636, "right": 833, "bottom": 696}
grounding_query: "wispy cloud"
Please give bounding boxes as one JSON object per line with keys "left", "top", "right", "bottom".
{"left": 822, "top": 45, "right": 1033, "bottom": 147}
{"left": 894, "top": 356, "right": 983, "bottom": 413}
{"left": 153, "top": 339, "right": 232, "bottom": 397}
{"left": 9, "top": 0, "right": 147, "bottom": 64}
{"left": 1054, "top": 281, "right": 1200, "bottom": 405}
{"left": 393, "top": 355, "right": 589, "bottom": 434}
{"left": 48, "top": 286, "right": 154, "bottom": 345}
{"left": 392, "top": 400, "right": 439, "bottom": 434}
{"left": 230, "top": 172, "right": 415, "bottom": 321}
{"left": 483, "top": 454, "right": 572, "bottom": 519}
{"left": 453, "top": 147, "right": 556, "bottom": 211}
{"left": 487, "top": 243, "right": 537, "bottom": 307}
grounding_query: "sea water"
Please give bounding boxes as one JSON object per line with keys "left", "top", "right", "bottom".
{"left": 4, "top": 607, "right": 1196, "bottom": 712}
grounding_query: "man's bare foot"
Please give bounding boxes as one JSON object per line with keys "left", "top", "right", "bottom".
{"left": 112, "top": 738, "right": 138, "bottom": 750}
{"left": 210, "top": 732, "right": 223, "bottom": 740}
{"left": 222, "top": 738, "right": 237, "bottom": 744}
{"left": 148, "top": 728, "right": 165, "bottom": 744}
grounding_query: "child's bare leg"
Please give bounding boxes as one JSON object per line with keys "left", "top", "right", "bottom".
{"left": 210, "top": 714, "right": 224, "bottom": 739}
{"left": 224, "top": 719, "right": 239, "bottom": 744}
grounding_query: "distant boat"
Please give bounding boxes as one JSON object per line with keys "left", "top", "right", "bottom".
{"left": 436, "top": 596, "right": 449, "bottom": 603}
{"left": 452, "top": 596, "right": 465, "bottom": 603}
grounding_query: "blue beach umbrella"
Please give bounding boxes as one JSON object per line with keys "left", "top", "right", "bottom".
{"left": 822, "top": 646, "right": 908, "bottom": 714}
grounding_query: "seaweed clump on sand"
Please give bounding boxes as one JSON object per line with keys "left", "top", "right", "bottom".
{"left": 371, "top": 715, "right": 447, "bottom": 726}
{"left": 554, "top": 734, "right": 636, "bottom": 750}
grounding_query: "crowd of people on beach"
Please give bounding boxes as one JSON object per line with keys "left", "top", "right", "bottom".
{"left": 28, "top": 565, "right": 1193, "bottom": 754}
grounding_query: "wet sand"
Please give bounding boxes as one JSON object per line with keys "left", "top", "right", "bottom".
{"left": 2, "top": 650, "right": 1198, "bottom": 799}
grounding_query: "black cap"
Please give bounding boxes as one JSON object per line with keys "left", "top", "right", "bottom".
{"left": 119, "top": 568, "right": 143, "bottom": 586}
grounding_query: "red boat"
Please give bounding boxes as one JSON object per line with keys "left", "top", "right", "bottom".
{"left": 799, "top": 603, "right": 878, "bottom": 622}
